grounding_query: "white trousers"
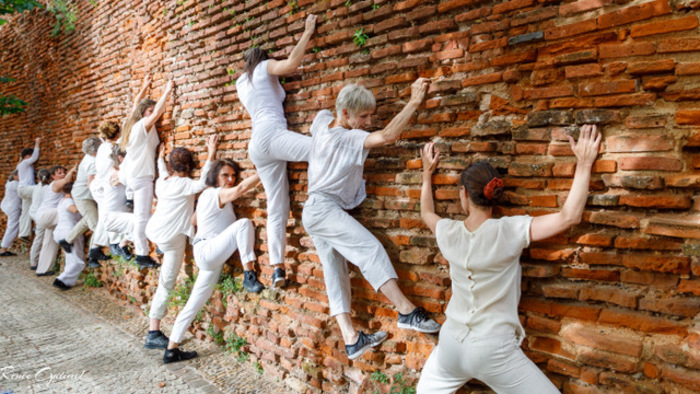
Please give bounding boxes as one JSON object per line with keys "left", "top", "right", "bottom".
{"left": 1, "top": 206, "right": 21, "bottom": 249}
{"left": 149, "top": 234, "right": 187, "bottom": 320}
{"left": 302, "top": 195, "right": 398, "bottom": 317}
{"left": 29, "top": 226, "right": 45, "bottom": 268}
{"left": 104, "top": 211, "right": 133, "bottom": 238}
{"left": 417, "top": 326, "right": 559, "bottom": 394}
{"left": 18, "top": 185, "right": 34, "bottom": 238}
{"left": 65, "top": 199, "right": 107, "bottom": 248}
{"left": 93, "top": 191, "right": 125, "bottom": 245}
{"left": 123, "top": 176, "right": 153, "bottom": 255}
{"left": 54, "top": 229, "right": 84, "bottom": 287}
{"left": 36, "top": 209, "right": 58, "bottom": 274}
{"left": 169, "top": 219, "right": 255, "bottom": 343}
{"left": 248, "top": 125, "right": 311, "bottom": 266}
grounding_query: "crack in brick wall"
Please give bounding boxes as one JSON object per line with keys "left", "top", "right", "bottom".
{"left": 1, "top": 0, "right": 700, "bottom": 392}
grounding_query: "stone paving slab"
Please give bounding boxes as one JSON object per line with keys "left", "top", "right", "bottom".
{"left": 0, "top": 255, "right": 290, "bottom": 394}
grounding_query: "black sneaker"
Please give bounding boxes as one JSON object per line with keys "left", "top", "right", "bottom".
{"left": 136, "top": 255, "right": 160, "bottom": 269}
{"left": 120, "top": 245, "right": 134, "bottom": 261}
{"left": 58, "top": 239, "right": 72, "bottom": 253}
{"left": 19, "top": 236, "right": 31, "bottom": 243}
{"left": 125, "top": 199, "right": 134, "bottom": 211}
{"left": 243, "top": 270, "right": 264, "bottom": 293}
{"left": 163, "top": 348, "right": 197, "bottom": 364}
{"left": 37, "top": 270, "right": 56, "bottom": 277}
{"left": 0, "top": 251, "right": 16, "bottom": 257}
{"left": 155, "top": 246, "right": 164, "bottom": 255}
{"left": 52, "top": 278, "right": 71, "bottom": 291}
{"left": 30, "top": 265, "right": 37, "bottom": 270}
{"left": 345, "top": 330, "right": 387, "bottom": 360}
{"left": 87, "top": 258, "right": 101, "bottom": 268}
{"left": 397, "top": 307, "right": 441, "bottom": 333}
{"left": 272, "top": 267, "right": 286, "bottom": 288}
{"left": 88, "top": 248, "right": 110, "bottom": 261}
{"left": 145, "top": 331, "right": 170, "bottom": 349}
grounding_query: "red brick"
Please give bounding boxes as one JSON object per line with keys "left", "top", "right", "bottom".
{"left": 640, "top": 296, "right": 700, "bottom": 317}
{"left": 676, "top": 110, "right": 700, "bottom": 125}
{"left": 607, "top": 134, "right": 674, "bottom": 152}
{"left": 662, "top": 365, "right": 700, "bottom": 391}
{"left": 493, "top": 0, "right": 535, "bottom": 14}
{"left": 562, "top": 267, "right": 620, "bottom": 281}
{"left": 598, "top": 42, "right": 655, "bottom": 58}
{"left": 545, "top": 19, "right": 597, "bottom": 40}
{"left": 618, "top": 156, "right": 682, "bottom": 171}
{"left": 579, "top": 80, "right": 636, "bottom": 96}
{"left": 657, "top": 38, "right": 700, "bottom": 53}
{"left": 599, "top": 308, "right": 688, "bottom": 335}
{"left": 561, "top": 323, "right": 643, "bottom": 357}
{"left": 565, "top": 63, "right": 603, "bottom": 79}
{"left": 622, "top": 254, "right": 691, "bottom": 274}
{"left": 678, "top": 279, "right": 700, "bottom": 295}
{"left": 462, "top": 72, "right": 502, "bottom": 87}
{"left": 627, "top": 58, "right": 676, "bottom": 74}
{"left": 559, "top": 0, "right": 605, "bottom": 16}
{"left": 676, "top": 62, "right": 700, "bottom": 75}
{"left": 523, "top": 85, "right": 574, "bottom": 100}
{"left": 619, "top": 195, "right": 692, "bottom": 209}
{"left": 597, "top": 0, "right": 672, "bottom": 30}
{"left": 631, "top": 15, "right": 699, "bottom": 37}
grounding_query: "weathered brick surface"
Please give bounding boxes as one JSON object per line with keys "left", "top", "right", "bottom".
{"left": 0, "top": 0, "right": 699, "bottom": 392}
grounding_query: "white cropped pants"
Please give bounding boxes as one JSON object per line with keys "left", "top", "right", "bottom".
{"left": 169, "top": 219, "right": 255, "bottom": 344}
{"left": 54, "top": 228, "right": 85, "bottom": 287}
{"left": 302, "top": 194, "right": 397, "bottom": 317}
{"left": 123, "top": 176, "right": 153, "bottom": 255}
{"left": 18, "top": 185, "right": 34, "bottom": 238}
{"left": 36, "top": 209, "right": 58, "bottom": 274}
{"left": 248, "top": 124, "right": 311, "bottom": 266}
{"left": 1, "top": 205, "right": 21, "bottom": 249}
{"left": 149, "top": 234, "right": 187, "bottom": 320}
{"left": 417, "top": 324, "right": 559, "bottom": 394}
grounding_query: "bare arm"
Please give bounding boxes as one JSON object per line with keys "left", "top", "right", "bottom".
{"left": 52, "top": 165, "right": 77, "bottom": 193}
{"left": 67, "top": 204, "right": 79, "bottom": 214}
{"left": 132, "top": 74, "right": 151, "bottom": 113}
{"left": 143, "top": 81, "right": 174, "bottom": 130}
{"left": 420, "top": 142, "right": 443, "bottom": 234}
{"left": 87, "top": 174, "right": 95, "bottom": 188}
{"left": 267, "top": 15, "right": 317, "bottom": 76}
{"left": 364, "top": 78, "right": 430, "bottom": 149}
{"left": 530, "top": 125, "right": 602, "bottom": 242}
{"left": 218, "top": 174, "right": 261, "bottom": 206}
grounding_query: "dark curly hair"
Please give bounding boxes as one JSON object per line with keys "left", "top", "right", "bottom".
{"left": 205, "top": 159, "right": 239, "bottom": 187}
{"left": 21, "top": 148, "right": 33, "bottom": 159}
{"left": 169, "top": 147, "right": 195, "bottom": 174}
{"left": 49, "top": 165, "right": 66, "bottom": 176}
{"left": 460, "top": 161, "right": 504, "bottom": 208}
{"left": 98, "top": 121, "right": 120, "bottom": 141}
{"left": 62, "top": 182, "right": 74, "bottom": 195}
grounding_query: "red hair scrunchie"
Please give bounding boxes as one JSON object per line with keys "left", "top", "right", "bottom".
{"left": 483, "top": 177, "right": 503, "bottom": 200}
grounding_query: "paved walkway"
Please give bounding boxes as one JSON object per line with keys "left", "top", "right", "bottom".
{"left": 0, "top": 255, "right": 288, "bottom": 394}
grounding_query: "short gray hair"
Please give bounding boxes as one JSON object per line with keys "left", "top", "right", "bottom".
{"left": 82, "top": 137, "right": 102, "bottom": 155}
{"left": 336, "top": 84, "right": 376, "bottom": 117}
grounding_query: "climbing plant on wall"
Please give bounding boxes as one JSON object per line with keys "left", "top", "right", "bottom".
{"left": 46, "top": 0, "right": 77, "bottom": 36}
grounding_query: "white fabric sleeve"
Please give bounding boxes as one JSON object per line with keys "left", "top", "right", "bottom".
{"left": 189, "top": 160, "right": 212, "bottom": 195}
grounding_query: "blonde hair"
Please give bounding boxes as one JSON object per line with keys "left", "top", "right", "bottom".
{"left": 336, "top": 84, "right": 376, "bottom": 117}
{"left": 121, "top": 99, "right": 156, "bottom": 150}
{"left": 98, "top": 121, "right": 120, "bottom": 141}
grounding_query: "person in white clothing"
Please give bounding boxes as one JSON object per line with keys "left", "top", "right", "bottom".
{"left": 302, "top": 80, "right": 441, "bottom": 361}
{"left": 28, "top": 169, "right": 50, "bottom": 269}
{"left": 102, "top": 146, "right": 134, "bottom": 257}
{"left": 236, "top": 14, "right": 317, "bottom": 288}
{"left": 58, "top": 137, "right": 110, "bottom": 268}
{"left": 35, "top": 165, "right": 77, "bottom": 275}
{"left": 119, "top": 78, "right": 174, "bottom": 269}
{"left": 16, "top": 138, "right": 41, "bottom": 239}
{"left": 92, "top": 121, "right": 131, "bottom": 260}
{"left": 52, "top": 182, "right": 86, "bottom": 290}
{"left": 163, "top": 159, "right": 260, "bottom": 364}
{"left": 416, "top": 126, "right": 602, "bottom": 393}
{"left": 0, "top": 171, "right": 21, "bottom": 256}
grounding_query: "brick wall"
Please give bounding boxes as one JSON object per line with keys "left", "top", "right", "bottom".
{"left": 1, "top": 0, "right": 699, "bottom": 392}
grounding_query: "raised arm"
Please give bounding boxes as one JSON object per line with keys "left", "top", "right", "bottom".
{"left": 25, "top": 138, "right": 41, "bottom": 165}
{"left": 420, "top": 142, "right": 443, "bottom": 234}
{"left": 143, "top": 81, "right": 174, "bottom": 130}
{"left": 132, "top": 74, "right": 152, "bottom": 113}
{"left": 191, "top": 135, "right": 218, "bottom": 192}
{"left": 52, "top": 164, "right": 77, "bottom": 193}
{"left": 218, "top": 174, "right": 261, "bottom": 206}
{"left": 364, "top": 78, "right": 430, "bottom": 149}
{"left": 267, "top": 15, "right": 317, "bottom": 76}
{"left": 156, "top": 144, "right": 168, "bottom": 180}
{"left": 530, "top": 125, "right": 602, "bottom": 242}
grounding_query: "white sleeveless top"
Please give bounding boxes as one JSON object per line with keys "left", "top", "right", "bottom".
{"left": 235, "top": 60, "right": 287, "bottom": 130}
{"left": 193, "top": 187, "right": 236, "bottom": 243}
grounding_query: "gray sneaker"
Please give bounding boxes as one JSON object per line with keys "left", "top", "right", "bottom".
{"left": 145, "top": 331, "right": 169, "bottom": 349}
{"left": 345, "top": 330, "right": 387, "bottom": 360}
{"left": 397, "top": 307, "right": 441, "bottom": 333}
{"left": 243, "top": 270, "right": 264, "bottom": 293}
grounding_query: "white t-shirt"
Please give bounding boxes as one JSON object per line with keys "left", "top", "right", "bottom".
{"left": 193, "top": 187, "right": 237, "bottom": 243}
{"left": 121, "top": 119, "right": 160, "bottom": 179}
{"left": 307, "top": 110, "right": 370, "bottom": 210}
{"left": 16, "top": 147, "right": 39, "bottom": 187}
{"left": 92, "top": 140, "right": 113, "bottom": 195}
{"left": 29, "top": 184, "right": 47, "bottom": 221}
{"left": 436, "top": 215, "right": 533, "bottom": 343}
{"left": 1, "top": 180, "right": 20, "bottom": 213}
{"left": 103, "top": 167, "right": 128, "bottom": 213}
{"left": 236, "top": 60, "right": 287, "bottom": 129}
{"left": 54, "top": 197, "right": 81, "bottom": 237}
{"left": 37, "top": 181, "right": 66, "bottom": 218}
{"left": 72, "top": 154, "right": 96, "bottom": 201}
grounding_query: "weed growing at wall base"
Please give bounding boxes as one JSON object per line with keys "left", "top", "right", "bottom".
{"left": 224, "top": 332, "right": 249, "bottom": 363}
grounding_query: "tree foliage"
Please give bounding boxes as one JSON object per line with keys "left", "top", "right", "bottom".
{"left": 0, "top": 77, "right": 28, "bottom": 116}
{"left": 0, "top": 0, "right": 42, "bottom": 26}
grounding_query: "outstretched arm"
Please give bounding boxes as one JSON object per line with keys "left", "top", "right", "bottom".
{"left": 24, "top": 138, "right": 41, "bottom": 165}
{"left": 364, "top": 78, "right": 430, "bottom": 149}
{"left": 421, "top": 142, "right": 443, "bottom": 234}
{"left": 132, "top": 74, "right": 152, "bottom": 113}
{"left": 192, "top": 135, "right": 218, "bottom": 193}
{"left": 218, "top": 174, "right": 261, "bottom": 206}
{"left": 51, "top": 164, "right": 77, "bottom": 193}
{"left": 143, "top": 81, "right": 174, "bottom": 130}
{"left": 530, "top": 125, "right": 602, "bottom": 242}
{"left": 267, "top": 15, "right": 317, "bottom": 76}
